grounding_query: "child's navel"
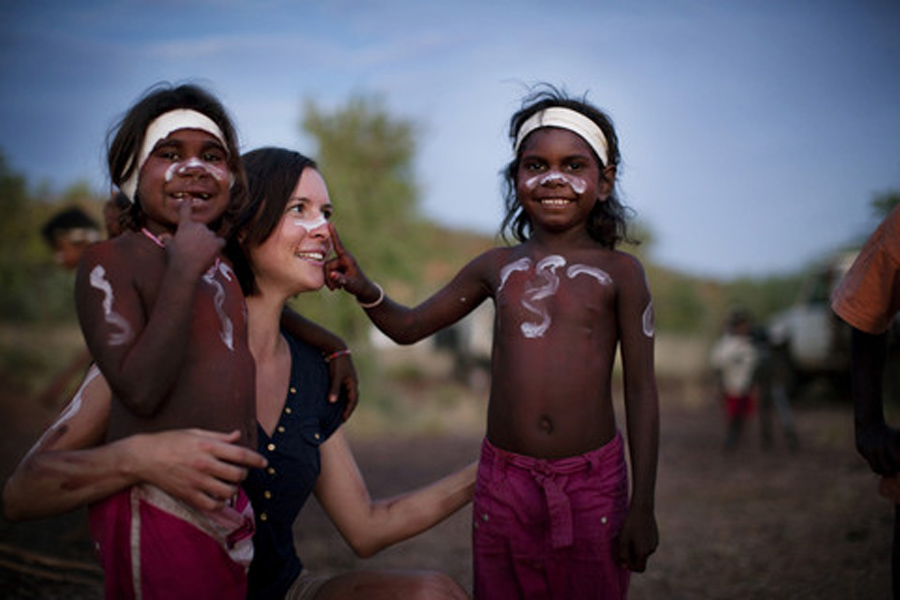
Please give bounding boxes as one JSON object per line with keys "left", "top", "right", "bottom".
{"left": 539, "top": 416, "right": 554, "bottom": 434}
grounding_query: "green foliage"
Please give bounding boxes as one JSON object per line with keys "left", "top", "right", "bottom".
{"left": 871, "top": 189, "right": 900, "bottom": 219}
{"left": 296, "top": 94, "right": 430, "bottom": 341}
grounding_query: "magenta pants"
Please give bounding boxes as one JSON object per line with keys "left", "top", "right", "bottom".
{"left": 472, "top": 435, "right": 630, "bottom": 600}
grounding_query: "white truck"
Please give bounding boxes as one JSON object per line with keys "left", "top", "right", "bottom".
{"left": 767, "top": 250, "right": 900, "bottom": 400}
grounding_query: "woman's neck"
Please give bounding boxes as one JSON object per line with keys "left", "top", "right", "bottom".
{"left": 245, "top": 291, "right": 290, "bottom": 362}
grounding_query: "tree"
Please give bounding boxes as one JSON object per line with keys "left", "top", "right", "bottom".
{"left": 872, "top": 189, "right": 900, "bottom": 219}
{"left": 292, "top": 94, "right": 427, "bottom": 341}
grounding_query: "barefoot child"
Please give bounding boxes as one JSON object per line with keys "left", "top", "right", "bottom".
{"left": 326, "top": 86, "right": 659, "bottom": 598}
{"left": 75, "top": 84, "right": 256, "bottom": 599}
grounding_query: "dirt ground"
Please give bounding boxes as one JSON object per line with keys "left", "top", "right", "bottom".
{"left": 0, "top": 375, "right": 893, "bottom": 599}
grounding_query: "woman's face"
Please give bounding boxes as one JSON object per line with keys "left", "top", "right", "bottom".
{"left": 249, "top": 168, "right": 333, "bottom": 297}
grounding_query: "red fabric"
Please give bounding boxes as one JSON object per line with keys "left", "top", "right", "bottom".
{"left": 89, "top": 485, "right": 252, "bottom": 599}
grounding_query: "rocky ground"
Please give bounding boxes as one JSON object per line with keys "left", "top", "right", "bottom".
{"left": 0, "top": 375, "right": 893, "bottom": 599}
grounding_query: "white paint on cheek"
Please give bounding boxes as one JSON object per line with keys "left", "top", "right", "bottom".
{"left": 520, "top": 254, "right": 566, "bottom": 339}
{"left": 566, "top": 264, "right": 612, "bottom": 286}
{"left": 524, "top": 172, "right": 588, "bottom": 195}
{"left": 89, "top": 265, "right": 133, "bottom": 346}
{"left": 164, "top": 157, "right": 233, "bottom": 185}
{"left": 202, "top": 259, "right": 234, "bottom": 351}
{"left": 642, "top": 301, "right": 655, "bottom": 338}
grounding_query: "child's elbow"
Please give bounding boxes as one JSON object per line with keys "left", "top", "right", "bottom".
{"left": 346, "top": 533, "right": 383, "bottom": 558}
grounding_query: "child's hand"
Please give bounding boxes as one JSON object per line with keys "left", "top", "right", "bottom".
{"left": 855, "top": 421, "right": 900, "bottom": 476}
{"left": 616, "top": 506, "right": 658, "bottom": 572}
{"left": 326, "top": 352, "right": 359, "bottom": 421}
{"left": 163, "top": 199, "right": 225, "bottom": 279}
{"left": 324, "top": 224, "right": 373, "bottom": 298}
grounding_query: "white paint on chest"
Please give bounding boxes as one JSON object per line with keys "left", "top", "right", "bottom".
{"left": 499, "top": 254, "right": 613, "bottom": 339}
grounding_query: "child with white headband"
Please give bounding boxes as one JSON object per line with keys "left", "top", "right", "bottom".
{"left": 74, "top": 83, "right": 259, "bottom": 599}
{"left": 326, "top": 84, "right": 659, "bottom": 599}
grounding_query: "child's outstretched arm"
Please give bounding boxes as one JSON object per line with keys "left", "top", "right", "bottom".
{"left": 324, "top": 224, "right": 491, "bottom": 344}
{"left": 75, "top": 201, "right": 223, "bottom": 416}
{"left": 280, "top": 307, "right": 359, "bottom": 420}
{"left": 614, "top": 256, "right": 660, "bottom": 572}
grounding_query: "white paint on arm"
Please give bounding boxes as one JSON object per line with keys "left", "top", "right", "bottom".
{"left": 89, "top": 265, "right": 134, "bottom": 347}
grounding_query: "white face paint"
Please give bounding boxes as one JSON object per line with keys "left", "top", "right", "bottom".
{"left": 523, "top": 171, "right": 589, "bottom": 195}
{"left": 292, "top": 214, "right": 328, "bottom": 233}
{"left": 164, "top": 156, "right": 234, "bottom": 188}
{"left": 202, "top": 259, "right": 235, "bottom": 351}
{"left": 89, "top": 265, "right": 134, "bottom": 346}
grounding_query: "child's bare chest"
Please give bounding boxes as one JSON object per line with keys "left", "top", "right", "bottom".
{"left": 494, "top": 253, "right": 616, "bottom": 339}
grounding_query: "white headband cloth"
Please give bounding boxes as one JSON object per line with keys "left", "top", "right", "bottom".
{"left": 513, "top": 106, "right": 610, "bottom": 167}
{"left": 119, "top": 109, "right": 228, "bottom": 202}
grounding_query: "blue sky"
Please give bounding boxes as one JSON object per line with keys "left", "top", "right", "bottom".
{"left": 2, "top": 0, "right": 898, "bottom": 279}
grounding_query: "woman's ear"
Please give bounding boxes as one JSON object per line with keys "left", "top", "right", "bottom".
{"left": 597, "top": 165, "right": 617, "bottom": 202}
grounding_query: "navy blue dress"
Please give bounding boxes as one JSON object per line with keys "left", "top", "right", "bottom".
{"left": 244, "top": 333, "right": 345, "bottom": 599}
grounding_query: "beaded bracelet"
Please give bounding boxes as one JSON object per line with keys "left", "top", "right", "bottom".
{"left": 324, "top": 349, "right": 352, "bottom": 363}
{"left": 358, "top": 282, "right": 385, "bottom": 309}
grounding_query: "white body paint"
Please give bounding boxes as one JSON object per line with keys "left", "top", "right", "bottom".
{"left": 21, "top": 365, "right": 103, "bottom": 461}
{"left": 202, "top": 259, "right": 235, "bottom": 351}
{"left": 89, "top": 265, "right": 134, "bottom": 346}
{"left": 500, "top": 255, "right": 614, "bottom": 339}
{"left": 520, "top": 255, "right": 566, "bottom": 338}
{"left": 642, "top": 301, "right": 655, "bottom": 338}
{"left": 523, "top": 171, "right": 588, "bottom": 195}
{"left": 566, "top": 264, "right": 612, "bottom": 286}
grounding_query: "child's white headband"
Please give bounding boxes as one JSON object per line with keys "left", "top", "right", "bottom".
{"left": 119, "top": 109, "right": 228, "bottom": 202}
{"left": 513, "top": 106, "right": 609, "bottom": 167}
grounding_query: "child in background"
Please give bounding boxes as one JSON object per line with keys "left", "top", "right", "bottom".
{"left": 326, "top": 85, "right": 659, "bottom": 599}
{"left": 41, "top": 206, "right": 102, "bottom": 269}
{"left": 75, "top": 83, "right": 256, "bottom": 599}
{"left": 710, "top": 309, "right": 759, "bottom": 451}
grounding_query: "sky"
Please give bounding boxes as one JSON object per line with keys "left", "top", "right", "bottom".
{"left": 1, "top": 0, "right": 899, "bottom": 279}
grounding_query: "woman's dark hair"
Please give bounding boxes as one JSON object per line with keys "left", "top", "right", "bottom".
{"left": 500, "top": 84, "right": 634, "bottom": 248}
{"left": 106, "top": 82, "right": 248, "bottom": 237}
{"left": 226, "top": 147, "right": 318, "bottom": 296}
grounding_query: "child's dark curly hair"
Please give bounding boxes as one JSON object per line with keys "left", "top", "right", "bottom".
{"left": 500, "top": 84, "right": 634, "bottom": 248}
{"left": 106, "top": 82, "right": 248, "bottom": 238}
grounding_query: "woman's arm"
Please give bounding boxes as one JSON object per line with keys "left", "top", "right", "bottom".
{"left": 3, "top": 366, "right": 265, "bottom": 521}
{"left": 313, "top": 429, "right": 477, "bottom": 558}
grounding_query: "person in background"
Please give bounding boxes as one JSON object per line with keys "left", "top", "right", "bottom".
{"left": 831, "top": 201, "right": 900, "bottom": 598}
{"left": 40, "top": 206, "right": 101, "bottom": 270}
{"left": 36, "top": 206, "right": 104, "bottom": 409}
{"left": 710, "top": 309, "right": 759, "bottom": 451}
